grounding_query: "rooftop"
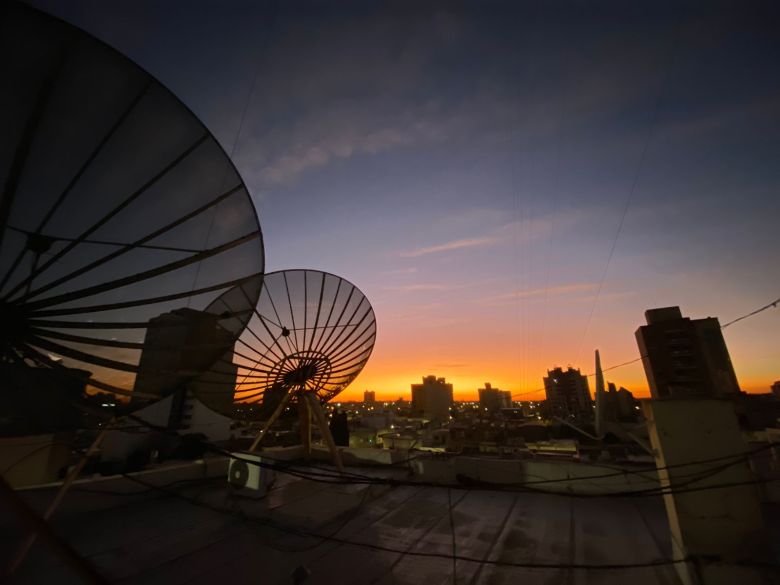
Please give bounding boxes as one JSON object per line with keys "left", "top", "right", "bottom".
{"left": 2, "top": 453, "right": 690, "bottom": 585}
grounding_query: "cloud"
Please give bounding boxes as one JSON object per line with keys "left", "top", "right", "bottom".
{"left": 400, "top": 236, "right": 497, "bottom": 258}
{"left": 231, "top": 2, "right": 672, "bottom": 191}
{"left": 481, "top": 284, "right": 638, "bottom": 307}
{"left": 381, "top": 267, "right": 418, "bottom": 275}
{"left": 483, "top": 282, "right": 598, "bottom": 304}
{"left": 570, "top": 290, "right": 638, "bottom": 303}
{"left": 383, "top": 283, "right": 451, "bottom": 292}
{"left": 395, "top": 206, "right": 592, "bottom": 261}
{"left": 254, "top": 125, "right": 417, "bottom": 185}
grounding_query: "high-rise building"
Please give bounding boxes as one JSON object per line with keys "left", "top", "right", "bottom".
{"left": 478, "top": 383, "right": 511, "bottom": 412}
{"left": 411, "top": 375, "right": 453, "bottom": 422}
{"left": 543, "top": 367, "right": 592, "bottom": 419}
{"left": 364, "top": 390, "right": 376, "bottom": 404}
{"left": 635, "top": 306, "right": 740, "bottom": 399}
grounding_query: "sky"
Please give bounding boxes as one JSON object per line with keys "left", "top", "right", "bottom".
{"left": 31, "top": 0, "right": 780, "bottom": 400}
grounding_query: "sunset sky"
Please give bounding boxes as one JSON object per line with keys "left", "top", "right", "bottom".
{"left": 34, "top": 0, "right": 780, "bottom": 401}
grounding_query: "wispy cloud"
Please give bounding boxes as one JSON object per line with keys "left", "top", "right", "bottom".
{"left": 432, "top": 362, "right": 468, "bottom": 369}
{"left": 570, "top": 290, "right": 637, "bottom": 303}
{"left": 381, "top": 267, "right": 418, "bottom": 275}
{"left": 383, "top": 283, "right": 451, "bottom": 292}
{"left": 395, "top": 206, "right": 592, "bottom": 261}
{"left": 400, "top": 236, "right": 497, "bottom": 258}
{"left": 255, "top": 127, "right": 416, "bottom": 185}
{"left": 484, "top": 282, "right": 598, "bottom": 303}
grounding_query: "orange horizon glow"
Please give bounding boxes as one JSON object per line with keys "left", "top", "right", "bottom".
{"left": 329, "top": 282, "right": 779, "bottom": 404}
{"left": 337, "top": 367, "right": 774, "bottom": 403}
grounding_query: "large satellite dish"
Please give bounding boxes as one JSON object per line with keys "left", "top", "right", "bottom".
{"left": 193, "top": 269, "right": 376, "bottom": 421}
{"left": 0, "top": 2, "right": 264, "bottom": 433}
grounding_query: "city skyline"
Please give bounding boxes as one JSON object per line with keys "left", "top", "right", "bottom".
{"left": 32, "top": 0, "right": 780, "bottom": 402}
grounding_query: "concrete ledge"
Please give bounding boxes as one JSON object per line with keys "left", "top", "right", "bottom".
{"left": 2, "top": 457, "right": 229, "bottom": 528}
{"left": 412, "top": 456, "right": 660, "bottom": 493}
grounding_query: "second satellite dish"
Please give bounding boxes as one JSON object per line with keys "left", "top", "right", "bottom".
{"left": 192, "top": 269, "right": 377, "bottom": 419}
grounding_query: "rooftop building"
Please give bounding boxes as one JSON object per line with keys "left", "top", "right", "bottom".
{"left": 477, "top": 383, "right": 511, "bottom": 413}
{"left": 411, "top": 375, "right": 453, "bottom": 422}
{"left": 543, "top": 367, "right": 593, "bottom": 419}
{"left": 635, "top": 306, "right": 740, "bottom": 399}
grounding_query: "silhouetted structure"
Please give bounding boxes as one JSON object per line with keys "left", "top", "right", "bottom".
{"left": 133, "top": 308, "right": 236, "bottom": 403}
{"left": 411, "top": 375, "right": 453, "bottom": 422}
{"left": 364, "top": 390, "right": 376, "bottom": 404}
{"left": 603, "top": 382, "right": 638, "bottom": 422}
{"left": 478, "top": 383, "right": 511, "bottom": 413}
{"left": 0, "top": 363, "right": 91, "bottom": 435}
{"left": 329, "top": 410, "right": 349, "bottom": 446}
{"left": 543, "top": 367, "right": 592, "bottom": 419}
{"left": 635, "top": 307, "right": 740, "bottom": 399}
{"left": 594, "top": 350, "right": 606, "bottom": 436}
{"left": 772, "top": 381, "right": 780, "bottom": 400}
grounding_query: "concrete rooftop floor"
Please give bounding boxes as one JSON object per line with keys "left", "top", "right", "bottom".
{"left": 1, "top": 458, "right": 688, "bottom": 585}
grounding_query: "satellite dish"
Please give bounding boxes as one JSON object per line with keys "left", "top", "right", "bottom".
{"left": 192, "top": 269, "right": 376, "bottom": 421}
{"left": 0, "top": 2, "right": 264, "bottom": 433}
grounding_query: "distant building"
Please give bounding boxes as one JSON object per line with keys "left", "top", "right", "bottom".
{"left": 635, "top": 306, "right": 740, "bottom": 399}
{"left": 543, "top": 367, "right": 592, "bottom": 419}
{"left": 364, "top": 390, "right": 376, "bottom": 404}
{"left": 478, "top": 383, "right": 511, "bottom": 413}
{"left": 603, "top": 382, "right": 638, "bottom": 422}
{"left": 772, "top": 381, "right": 780, "bottom": 400}
{"left": 411, "top": 375, "right": 453, "bottom": 422}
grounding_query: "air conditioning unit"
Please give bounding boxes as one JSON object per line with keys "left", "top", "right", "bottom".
{"left": 227, "top": 452, "right": 273, "bottom": 491}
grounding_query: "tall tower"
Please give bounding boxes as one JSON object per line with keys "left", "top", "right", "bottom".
{"left": 594, "top": 349, "right": 606, "bottom": 437}
{"left": 635, "top": 306, "right": 740, "bottom": 399}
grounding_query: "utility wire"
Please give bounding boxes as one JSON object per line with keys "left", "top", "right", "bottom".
{"left": 121, "top": 411, "right": 777, "bottom": 499}
{"left": 574, "top": 21, "right": 682, "bottom": 367}
{"left": 721, "top": 296, "right": 780, "bottom": 329}
{"left": 23, "top": 409, "right": 772, "bottom": 579}
{"left": 514, "top": 293, "right": 780, "bottom": 398}
{"left": 218, "top": 443, "right": 777, "bottom": 500}
{"left": 119, "top": 471, "right": 778, "bottom": 573}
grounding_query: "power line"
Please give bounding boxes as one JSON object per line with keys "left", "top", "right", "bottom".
{"left": 574, "top": 20, "right": 681, "bottom": 368}
{"left": 26, "top": 408, "right": 772, "bottom": 579}
{"left": 123, "top": 403, "right": 773, "bottom": 498}
{"left": 119, "top": 470, "right": 778, "bottom": 573}
{"left": 721, "top": 296, "right": 780, "bottom": 329}
{"left": 219, "top": 441, "right": 777, "bottom": 500}
{"left": 515, "top": 293, "right": 780, "bottom": 398}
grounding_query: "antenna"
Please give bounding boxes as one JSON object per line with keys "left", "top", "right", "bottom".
{"left": 192, "top": 269, "right": 377, "bottom": 469}
{"left": 0, "top": 1, "right": 265, "bottom": 429}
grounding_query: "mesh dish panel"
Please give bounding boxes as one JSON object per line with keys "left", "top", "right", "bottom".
{"left": 0, "top": 3, "right": 264, "bottom": 433}
{"left": 193, "top": 270, "right": 377, "bottom": 420}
